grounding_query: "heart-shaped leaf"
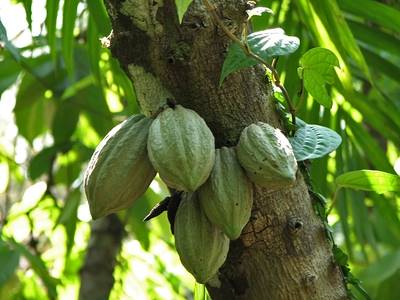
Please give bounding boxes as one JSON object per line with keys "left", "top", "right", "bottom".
{"left": 298, "top": 47, "right": 339, "bottom": 108}
{"left": 289, "top": 124, "right": 342, "bottom": 161}
{"left": 220, "top": 28, "right": 300, "bottom": 85}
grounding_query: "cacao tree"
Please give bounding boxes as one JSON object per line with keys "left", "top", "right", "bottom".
{"left": 0, "top": 0, "right": 400, "bottom": 299}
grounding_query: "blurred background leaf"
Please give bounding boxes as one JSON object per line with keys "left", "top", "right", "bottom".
{"left": 0, "top": 0, "right": 399, "bottom": 299}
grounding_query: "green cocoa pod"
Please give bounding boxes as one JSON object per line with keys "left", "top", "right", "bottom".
{"left": 199, "top": 147, "right": 253, "bottom": 240}
{"left": 147, "top": 105, "right": 215, "bottom": 192}
{"left": 84, "top": 115, "right": 156, "bottom": 219}
{"left": 236, "top": 122, "right": 297, "bottom": 189}
{"left": 174, "top": 192, "right": 230, "bottom": 284}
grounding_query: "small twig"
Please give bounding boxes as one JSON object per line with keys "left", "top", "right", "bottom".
{"left": 271, "top": 57, "right": 279, "bottom": 69}
{"left": 295, "top": 78, "right": 305, "bottom": 112}
{"left": 10, "top": 28, "right": 28, "bottom": 42}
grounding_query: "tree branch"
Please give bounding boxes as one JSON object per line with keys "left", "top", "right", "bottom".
{"left": 79, "top": 214, "right": 124, "bottom": 300}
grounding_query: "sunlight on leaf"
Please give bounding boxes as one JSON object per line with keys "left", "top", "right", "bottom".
{"left": 335, "top": 170, "right": 400, "bottom": 194}
{"left": 248, "top": 29, "right": 299, "bottom": 56}
{"left": 246, "top": 7, "right": 273, "bottom": 19}
{"left": 289, "top": 124, "right": 342, "bottom": 161}
{"left": 298, "top": 47, "right": 339, "bottom": 108}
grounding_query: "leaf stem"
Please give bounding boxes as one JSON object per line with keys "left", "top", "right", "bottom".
{"left": 295, "top": 78, "right": 305, "bottom": 112}
{"left": 327, "top": 188, "right": 340, "bottom": 215}
{"left": 203, "top": 0, "right": 296, "bottom": 126}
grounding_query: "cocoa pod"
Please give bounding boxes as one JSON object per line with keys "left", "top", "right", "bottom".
{"left": 147, "top": 105, "right": 215, "bottom": 192}
{"left": 84, "top": 115, "right": 156, "bottom": 219}
{"left": 236, "top": 122, "right": 297, "bottom": 189}
{"left": 174, "top": 192, "right": 229, "bottom": 283}
{"left": 199, "top": 147, "right": 253, "bottom": 240}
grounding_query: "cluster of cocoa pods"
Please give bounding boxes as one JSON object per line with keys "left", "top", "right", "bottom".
{"left": 84, "top": 104, "right": 298, "bottom": 283}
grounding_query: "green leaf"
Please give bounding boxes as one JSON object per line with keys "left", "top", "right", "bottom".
{"left": 57, "top": 189, "right": 81, "bottom": 226}
{"left": 87, "top": 16, "right": 102, "bottom": 84}
{"left": 175, "top": 0, "right": 192, "bottom": 23}
{"left": 335, "top": 170, "right": 400, "bottom": 194}
{"left": 362, "top": 48, "right": 400, "bottom": 83}
{"left": 0, "top": 240, "right": 20, "bottom": 287}
{"left": 333, "top": 245, "right": 349, "bottom": 268}
{"left": 54, "top": 142, "right": 92, "bottom": 185}
{"left": 86, "top": 0, "right": 111, "bottom": 36}
{"left": 220, "top": 28, "right": 299, "bottom": 84}
{"left": 56, "top": 189, "right": 81, "bottom": 256}
{"left": 248, "top": 29, "right": 300, "bottom": 57}
{"left": 0, "top": 58, "right": 21, "bottom": 97}
{"left": 337, "top": 88, "right": 400, "bottom": 147}
{"left": 360, "top": 250, "right": 400, "bottom": 288}
{"left": 0, "top": 20, "right": 24, "bottom": 63}
{"left": 14, "top": 73, "right": 55, "bottom": 143}
{"left": 62, "top": 0, "right": 79, "bottom": 76}
{"left": 0, "top": 30, "right": 67, "bottom": 95}
{"left": 16, "top": 0, "right": 32, "bottom": 31}
{"left": 348, "top": 21, "right": 400, "bottom": 60}
{"left": 7, "top": 239, "right": 59, "bottom": 299}
{"left": 375, "top": 270, "right": 400, "bottom": 300}
{"left": 45, "top": 0, "right": 61, "bottom": 63}
{"left": 345, "top": 115, "right": 393, "bottom": 173}
{"left": 52, "top": 99, "right": 80, "bottom": 143}
{"left": 246, "top": 7, "right": 273, "bottom": 19}
{"left": 28, "top": 146, "right": 58, "bottom": 180}
{"left": 289, "top": 124, "right": 342, "bottom": 161}
{"left": 75, "top": 85, "right": 113, "bottom": 136}
{"left": 309, "top": 0, "right": 372, "bottom": 82}
{"left": 299, "top": 47, "right": 339, "bottom": 108}
{"left": 338, "top": 0, "right": 400, "bottom": 34}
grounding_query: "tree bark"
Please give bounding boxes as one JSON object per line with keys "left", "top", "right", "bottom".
{"left": 103, "top": 0, "right": 348, "bottom": 299}
{"left": 79, "top": 214, "right": 124, "bottom": 300}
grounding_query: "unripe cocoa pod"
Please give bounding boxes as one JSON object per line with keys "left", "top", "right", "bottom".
{"left": 199, "top": 147, "right": 253, "bottom": 240}
{"left": 147, "top": 105, "right": 215, "bottom": 192}
{"left": 174, "top": 192, "right": 230, "bottom": 283}
{"left": 236, "top": 122, "right": 297, "bottom": 189}
{"left": 84, "top": 115, "right": 156, "bottom": 219}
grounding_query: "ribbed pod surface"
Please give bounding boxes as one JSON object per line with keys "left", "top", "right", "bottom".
{"left": 236, "top": 122, "right": 297, "bottom": 189}
{"left": 84, "top": 115, "right": 156, "bottom": 219}
{"left": 147, "top": 105, "right": 215, "bottom": 191}
{"left": 199, "top": 147, "right": 253, "bottom": 239}
{"left": 174, "top": 192, "right": 229, "bottom": 283}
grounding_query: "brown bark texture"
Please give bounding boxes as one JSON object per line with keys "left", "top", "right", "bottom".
{"left": 103, "top": 0, "right": 348, "bottom": 299}
{"left": 78, "top": 214, "right": 124, "bottom": 300}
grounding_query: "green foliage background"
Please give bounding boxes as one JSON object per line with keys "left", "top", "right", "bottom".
{"left": 0, "top": 0, "right": 399, "bottom": 299}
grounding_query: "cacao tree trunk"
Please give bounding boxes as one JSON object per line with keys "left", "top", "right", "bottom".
{"left": 79, "top": 214, "right": 124, "bottom": 300}
{"left": 103, "top": 0, "right": 348, "bottom": 299}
